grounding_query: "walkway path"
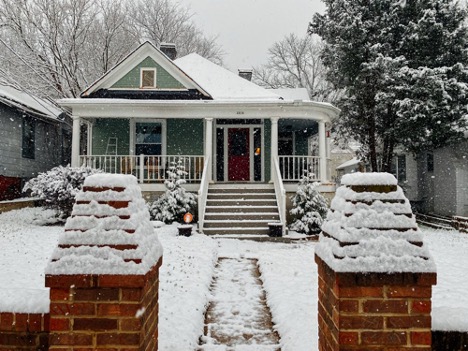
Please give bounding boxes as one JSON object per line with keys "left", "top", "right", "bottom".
{"left": 199, "top": 257, "right": 281, "bottom": 350}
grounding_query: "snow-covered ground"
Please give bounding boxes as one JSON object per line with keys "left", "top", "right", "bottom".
{"left": 0, "top": 207, "right": 467, "bottom": 350}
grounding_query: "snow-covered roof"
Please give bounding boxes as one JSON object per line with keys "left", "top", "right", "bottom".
{"left": 0, "top": 84, "right": 63, "bottom": 121}
{"left": 174, "top": 53, "right": 282, "bottom": 101}
{"left": 336, "top": 157, "right": 362, "bottom": 170}
{"left": 316, "top": 172, "right": 436, "bottom": 273}
{"left": 267, "top": 88, "right": 310, "bottom": 100}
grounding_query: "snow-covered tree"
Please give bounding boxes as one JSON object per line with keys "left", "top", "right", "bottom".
{"left": 253, "top": 34, "right": 339, "bottom": 102}
{"left": 310, "top": 0, "right": 468, "bottom": 171}
{"left": 289, "top": 171, "right": 328, "bottom": 235}
{"left": 148, "top": 159, "right": 197, "bottom": 224}
{"left": 23, "top": 166, "right": 102, "bottom": 221}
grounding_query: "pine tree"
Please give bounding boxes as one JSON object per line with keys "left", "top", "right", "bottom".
{"left": 149, "top": 159, "right": 197, "bottom": 223}
{"left": 310, "top": 0, "right": 468, "bottom": 171}
{"left": 290, "top": 171, "right": 328, "bottom": 235}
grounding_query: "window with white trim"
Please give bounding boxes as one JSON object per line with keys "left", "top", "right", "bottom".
{"left": 135, "top": 122, "right": 162, "bottom": 155}
{"left": 140, "top": 68, "right": 156, "bottom": 88}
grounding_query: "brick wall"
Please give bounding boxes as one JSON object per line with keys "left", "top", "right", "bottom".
{"left": 0, "top": 312, "right": 49, "bottom": 350}
{"left": 46, "top": 257, "right": 161, "bottom": 350}
{"left": 317, "top": 256, "right": 436, "bottom": 350}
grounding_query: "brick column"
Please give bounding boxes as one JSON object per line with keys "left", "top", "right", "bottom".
{"left": 316, "top": 173, "right": 437, "bottom": 350}
{"left": 45, "top": 174, "right": 163, "bottom": 350}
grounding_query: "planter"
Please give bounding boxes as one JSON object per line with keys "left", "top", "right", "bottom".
{"left": 268, "top": 222, "right": 283, "bottom": 237}
{"left": 178, "top": 224, "right": 193, "bottom": 237}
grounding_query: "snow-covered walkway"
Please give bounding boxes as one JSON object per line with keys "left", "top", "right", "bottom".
{"left": 200, "top": 257, "right": 280, "bottom": 350}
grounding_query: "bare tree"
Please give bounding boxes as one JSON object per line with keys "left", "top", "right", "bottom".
{"left": 130, "top": 0, "right": 223, "bottom": 64}
{"left": 0, "top": 0, "right": 223, "bottom": 98}
{"left": 253, "top": 33, "right": 339, "bottom": 102}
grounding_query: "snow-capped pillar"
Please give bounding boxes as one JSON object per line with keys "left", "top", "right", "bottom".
{"left": 205, "top": 117, "right": 213, "bottom": 182}
{"left": 318, "top": 120, "right": 327, "bottom": 182}
{"left": 315, "top": 173, "right": 437, "bottom": 351}
{"left": 270, "top": 117, "right": 279, "bottom": 181}
{"left": 71, "top": 115, "right": 81, "bottom": 167}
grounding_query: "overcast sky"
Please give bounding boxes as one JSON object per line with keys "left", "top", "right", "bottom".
{"left": 178, "top": 0, "right": 326, "bottom": 71}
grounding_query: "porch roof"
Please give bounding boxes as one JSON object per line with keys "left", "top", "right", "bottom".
{"left": 58, "top": 98, "right": 340, "bottom": 123}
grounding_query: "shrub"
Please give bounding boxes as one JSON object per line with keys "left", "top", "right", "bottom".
{"left": 289, "top": 170, "right": 328, "bottom": 235}
{"left": 23, "top": 165, "right": 102, "bottom": 221}
{"left": 148, "top": 159, "right": 197, "bottom": 223}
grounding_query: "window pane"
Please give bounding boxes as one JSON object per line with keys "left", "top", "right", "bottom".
{"left": 135, "top": 122, "right": 162, "bottom": 156}
{"left": 141, "top": 70, "right": 155, "bottom": 87}
{"left": 22, "top": 117, "right": 35, "bottom": 159}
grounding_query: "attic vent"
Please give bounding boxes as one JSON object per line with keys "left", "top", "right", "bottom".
{"left": 160, "top": 43, "right": 177, "bottom": 60}
{"left": 238, "top": 69, "right": 253, "bottom": 81}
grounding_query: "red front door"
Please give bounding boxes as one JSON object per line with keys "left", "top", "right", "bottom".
{"left": 228, "top": 128, "right": 250, "bottom": 181}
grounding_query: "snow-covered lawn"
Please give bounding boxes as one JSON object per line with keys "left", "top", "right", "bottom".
{"left": 0, "top": 207, "right": 467, "bottom": 350}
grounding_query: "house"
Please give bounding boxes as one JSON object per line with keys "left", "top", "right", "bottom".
{"left": 58, "top": 41, "right": 339, "bottom": 235}
{"left": 0, "top": 85, "right": 71, "bottom": 200}
{"left": 398, "top": 141, "right": 468, "bottom": 217}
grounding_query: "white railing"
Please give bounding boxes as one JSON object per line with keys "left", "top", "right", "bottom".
{"left": 279, "top": 155, "right": 321, "bottom": 181}
{"left": 272, "top": 157, "right": 287, "bottom": 234}
{"left": 197, "top": 155, "right": 211, "bottom": 233}
{"left": 80, "top": 154, "right": 205, "bottom": 183}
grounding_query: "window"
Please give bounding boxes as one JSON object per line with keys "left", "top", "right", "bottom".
{"left": 135, "top": 122, "right": 162, "bottom": 155}
{"left": 22, "top": 117, "right": 35, "bottom": 159}
{"left": 391, "top": 155, "right": 407, "bottom": 183}
{"left": 427, "top": 152, "right": 434, "bottom": 172}
{"left": 141, "top": 68, "right": 156, "bottom": 88}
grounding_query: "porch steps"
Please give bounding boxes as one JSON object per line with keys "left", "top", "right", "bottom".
{"left": 202, "top": 184, "right": 280, "bottom": 236}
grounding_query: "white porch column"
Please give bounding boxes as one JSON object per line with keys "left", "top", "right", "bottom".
{"left": 204, "top": 117, "right": 213, "bottom": 181}
{"left": 71, "top": 115, "right": 81, "bottom": 167}
{"left": 318, "top": 120, "right": 328, "bottom": 182}
{"left": 270, "top": 117, "right": 279, "bottom": 181}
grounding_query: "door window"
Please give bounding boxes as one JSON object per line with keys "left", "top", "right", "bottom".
{"left": 135, "top": 122, "right": 162, "bottom": 155}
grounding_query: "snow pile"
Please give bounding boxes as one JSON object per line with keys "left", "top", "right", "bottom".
{"left": 46, "top": 174, "right": 162, "bottom": 275}
{"left": 316, "top": 172, "right": 436, "bottom": 273}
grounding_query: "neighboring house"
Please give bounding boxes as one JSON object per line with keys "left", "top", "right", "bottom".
{"left": 58, "top": 41, "right": 339, "bottom": 235}
{"left": 398, "top": 141, "right": 468, "bottom": 217}
{"left": 0, "top": 85, "right": 71, "bottom": 200}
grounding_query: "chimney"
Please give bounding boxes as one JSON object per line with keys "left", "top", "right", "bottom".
{"left": 238, "top": 69, "right": 253, "bottom": 81}
{"left": 160, "top": 43, "right": 177, "bottom": 60}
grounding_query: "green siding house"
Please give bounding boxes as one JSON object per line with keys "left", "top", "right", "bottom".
{"left": 59, "top": 41, "right": 339, "bottom": 235}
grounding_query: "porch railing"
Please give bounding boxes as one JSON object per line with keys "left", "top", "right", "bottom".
{"left": 279, "top": 155, "right": 321, "bottom": 182}
{"left": 79, "top": 155, "right": 205, "bottom": 183}
{"left": 272, "top": 157, "right": 287, "bottom": 233}
{"left": 197, "top": 155, "right": 211, "bottom": 233}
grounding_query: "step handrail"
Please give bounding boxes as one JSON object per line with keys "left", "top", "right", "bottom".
{"left": 272, "top": 157, "right": 287, "bottom": 234}
{"left": 198, "top": 155, "right": 211, "bottom": 232}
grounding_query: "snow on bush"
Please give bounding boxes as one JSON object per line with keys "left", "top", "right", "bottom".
{"left": 289, "top": 171, "right": 328, "bottom": 235}
{"left": 23, "top": 165, "right": 102, "bottom": 221}
{"left": 148, "top": 159, "right": 197, "bottom": 224}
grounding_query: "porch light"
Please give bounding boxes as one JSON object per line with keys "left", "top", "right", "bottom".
{"left": 255, "top": 147, "right": 261, "bottom": 156}
{"left": 183, "top": 212, "right": 193, "bottom": 224}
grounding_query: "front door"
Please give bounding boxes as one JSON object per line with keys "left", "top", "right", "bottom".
{"left": 228, "top": 128, "right": 250, "bottom": 181}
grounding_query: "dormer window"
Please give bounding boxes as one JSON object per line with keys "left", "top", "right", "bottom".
{"left": 141, "top": 68, "right": 156, "bottom": 88}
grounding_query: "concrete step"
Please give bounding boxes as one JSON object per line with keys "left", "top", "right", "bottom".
{"left": 204, "top": 213, "right": 279, "bottom": 221}
{"left": 203, "top": 219, "right": 272, "bottom": 229}
{"left": 209, "top": 188, "right": 275, "bottom": 194}
{"left": 205, "top": 206, "right": 279, "bottom": 213}
{"left": 207, "top": 193, "right": 276, "bottom": 200}
{"left": 206, "top": 199, "right": 278, "bottom": 207}
{"left": 203, "top": 227, "right": 270, "bottom": 235}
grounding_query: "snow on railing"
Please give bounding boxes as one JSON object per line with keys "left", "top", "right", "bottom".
{"left": 198, "top": 155, "right": 211, "bottom": 232}
{"left": 79, "top": 155, "right": 204, "bottom": 183}
{"left": 279, "top": 155, "right": 320, "bottom": 182}
{"left": 272, "top": 157, "right": 287, "bottom": 233}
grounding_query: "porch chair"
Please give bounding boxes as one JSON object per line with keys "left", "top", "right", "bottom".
{"left": 146, "top": 157, "right": 160, "bottom": 181}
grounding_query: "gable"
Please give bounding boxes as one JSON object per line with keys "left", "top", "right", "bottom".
{"left": 112, "top": 56, "right": 185, "bottom": 90}
{"left": 81, "top": 41, "right": 211, "bottom": 99}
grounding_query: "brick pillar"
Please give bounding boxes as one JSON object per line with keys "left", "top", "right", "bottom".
{"left": 45, "top": 174, "right": 163, "bottom": 350}
{"left": 316, "top": 173, "right": 437, "bottom": 351}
